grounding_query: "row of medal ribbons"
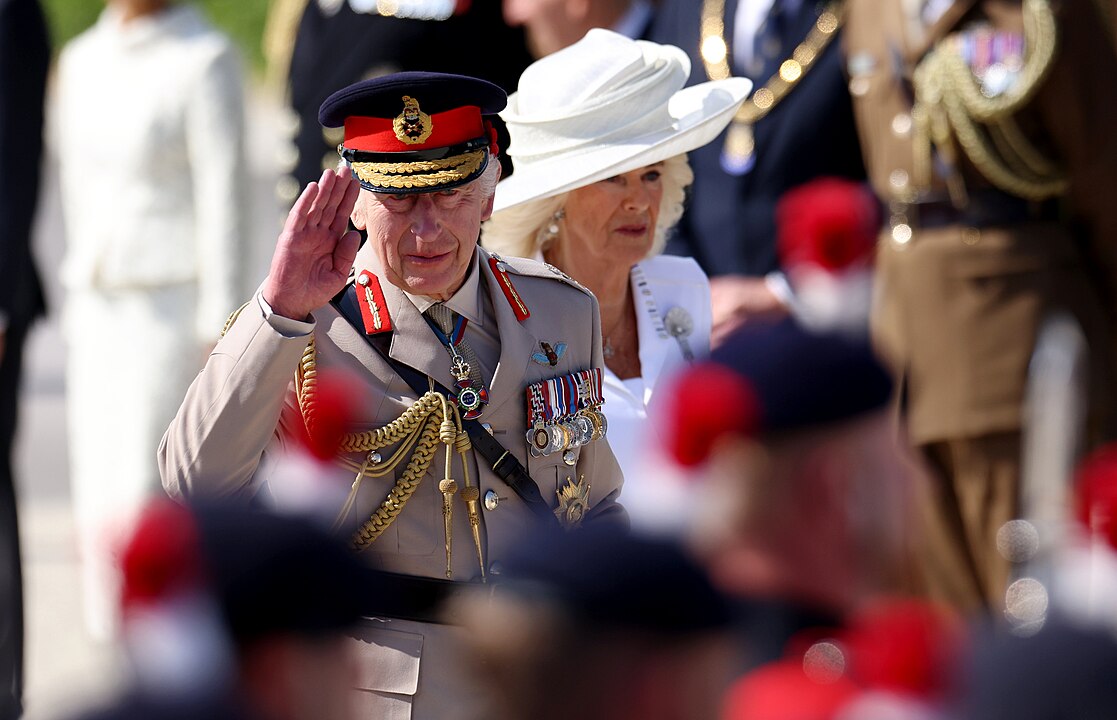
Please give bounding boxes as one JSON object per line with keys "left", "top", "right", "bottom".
{"left": 525, "top": 369, "right": 607, "bottom": 458}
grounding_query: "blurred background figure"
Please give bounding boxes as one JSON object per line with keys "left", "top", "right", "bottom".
{"left": 0, "top": 0, "right": 49, "bottom": 714}
{"left": 502, "top": 0, "right": 655, "bottom": 57}
{"left": 843, "top": 0, "right": 1117, "bottom": 614}
{"left": 649, "top": 0, "right": 866, "bottom": 345}
{"left": 658, "top": 178, "right": 923, "bottom": 670}
{"left": 52, "top": 0, "right": 248, "bottom": 641}
{"left": 452, "top": 525, "right": 735, "bottom": 720}
{"left": 266, "top": 0, "right": 532, "bottom": 207}
{"left": 67, "top": 500, "right": 368, "bottom": 720}
{"left": 483, "top": 30, "right": 749, "bottom": 519}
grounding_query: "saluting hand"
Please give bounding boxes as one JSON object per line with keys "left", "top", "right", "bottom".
{"left": 262, "top": 166, "right": 362, "bottom": 320}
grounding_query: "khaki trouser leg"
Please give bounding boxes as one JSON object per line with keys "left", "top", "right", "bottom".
{"left": 916, "top": 432, "right": 1020, "bottom": 615}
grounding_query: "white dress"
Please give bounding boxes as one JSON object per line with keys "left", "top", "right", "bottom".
{"left": 54, "top": 4, "right": 247, "bottom": 639}
{"left": 602, "top": 255, "right": 711, "bottom": 528}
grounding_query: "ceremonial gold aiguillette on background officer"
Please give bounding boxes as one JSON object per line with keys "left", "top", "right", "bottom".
{"left": 159, "top": 72, "right": 624, "bottom": 720}
{"left": 843, "top": 0, "right": 1117, "bottom": 612}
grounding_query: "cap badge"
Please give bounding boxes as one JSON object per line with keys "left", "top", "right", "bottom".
{"left": 393, "top": 95, "right": 433, "bottom": 145}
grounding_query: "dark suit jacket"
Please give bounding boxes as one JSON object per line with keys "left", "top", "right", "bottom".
{"left": 0, "top": 0, "right": 47, "bottom": 329}
{"left": 650, "top": 0, "right": 866, "bottom": 276}
{"left": 287, "top": 2, "right": 533, "bottom": 190}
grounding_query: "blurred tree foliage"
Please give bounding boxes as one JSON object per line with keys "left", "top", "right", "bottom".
{"left": 41, "top": 0, "right": 273, "bottom": 74}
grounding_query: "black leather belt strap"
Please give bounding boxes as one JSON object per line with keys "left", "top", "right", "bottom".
{"left": 333, "top": 285, "right": 559, "bottom": 527}
{"left": 360, "top": 570, "right": 472, "bottom": 625}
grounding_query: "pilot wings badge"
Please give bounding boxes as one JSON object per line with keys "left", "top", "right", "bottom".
{"left": 531, "top": 341, "right": 567, "bottom": 367}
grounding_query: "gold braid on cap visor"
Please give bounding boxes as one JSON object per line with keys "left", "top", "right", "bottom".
{"left": 349, "top": 149, "right": 487, "bottom": 190}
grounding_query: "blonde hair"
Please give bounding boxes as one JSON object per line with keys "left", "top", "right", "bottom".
{"left": 482, "top": 154, "right": 693, "bottom": 259}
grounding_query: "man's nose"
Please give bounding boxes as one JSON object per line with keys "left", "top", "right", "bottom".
{"left": 410, "top": 194, "right": 441, "bottom": 237}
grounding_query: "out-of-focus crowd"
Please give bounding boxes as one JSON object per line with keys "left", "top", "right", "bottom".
{"left": 5, "top": 0, "right": 1117, "bottom": 719}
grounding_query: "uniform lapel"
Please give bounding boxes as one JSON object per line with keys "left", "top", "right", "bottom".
{"left": 382, "top": 279, "right": 458, "bottom": 392}
{"left": 479, "top": 250, "right": 538, "bottom": 419}
{"left": 350, "top": 243, "right": 456, "bottom": 391}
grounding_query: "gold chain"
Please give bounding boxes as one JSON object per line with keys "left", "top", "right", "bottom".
{"left": 912, "top": 0, "right": 1066, "bottom": 200}
{"left": 700, "top": 0, "right": 843, "bottom": 124}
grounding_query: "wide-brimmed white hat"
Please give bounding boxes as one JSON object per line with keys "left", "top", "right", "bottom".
{"left": 493, "top": 29, "right": 751, "bottom": 213}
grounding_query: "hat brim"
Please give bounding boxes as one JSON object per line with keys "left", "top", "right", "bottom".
{"left": 493, "top": 77, "right": 751, "bottom": 214}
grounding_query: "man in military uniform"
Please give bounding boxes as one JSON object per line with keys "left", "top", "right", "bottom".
{"left": 650, "top": 0, "right": 866, "bottom": 343}
{"left": 160, "top": 72, "right": 624, "bottom": 719}
{"left": 843, "top": 0, "right": 1117, "bottom": 612}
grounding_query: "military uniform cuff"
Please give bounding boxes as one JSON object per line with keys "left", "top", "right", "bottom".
{"left": 256, "top": 291, "right": 314, "bottom": 338}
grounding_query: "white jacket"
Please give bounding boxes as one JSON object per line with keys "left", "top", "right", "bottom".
{"left": 54, "top": 4, "right": 247, "bottom": 340}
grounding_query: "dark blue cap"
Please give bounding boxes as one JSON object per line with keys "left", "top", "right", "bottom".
{"left": 711, "top": 318, "right": 893, "bottom": 435}
{"left": 318, "top": 71, "right": 506, "bottom": 127}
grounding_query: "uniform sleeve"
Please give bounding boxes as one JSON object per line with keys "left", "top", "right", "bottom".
{"left": 159, "top": 298, "right": 310, "bottom": 500}
{"left": 185, "top": 38, "right": 249, "bottom": 343}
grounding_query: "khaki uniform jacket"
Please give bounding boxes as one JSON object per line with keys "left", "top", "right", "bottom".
{"left": 159, "top": 243, "right": 624, "bottom": 719}
{"left": 843, "top": 0, "right": 1117, "bottom": 445}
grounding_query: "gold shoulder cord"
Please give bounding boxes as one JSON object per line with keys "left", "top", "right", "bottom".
{"left": 296, "top": 337, "right": 487, "bottom": 579}
{"left": 700, "top": 0, "right": 844, "bottom": 164}
{"left": 912, "top": 0, "right": 1066, "bottom": 202}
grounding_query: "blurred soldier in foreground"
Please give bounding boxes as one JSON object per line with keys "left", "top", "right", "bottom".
{"left": 0, "top": 0, "right": 48, "bottom": 715}
{"left": 160, "top": 72, "right": 623, "bottom": 719}
{"left": 661, "top": 179, "right": 922, "bottom": 666}
{"left": 69, "top": 501, "right": 368, "bottom": 720}
{"left": 843, "top": 0, "right": 1117, "bottom": 612}
{"left": 452, "top": 525, "right": 735, "bottom": 720}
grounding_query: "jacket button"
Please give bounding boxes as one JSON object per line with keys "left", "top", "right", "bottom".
{"left": 489, "top": 562, "right": 504, "bottom": 577}
{"left": 484, "top": 489, "right": 502, "bottom": 511}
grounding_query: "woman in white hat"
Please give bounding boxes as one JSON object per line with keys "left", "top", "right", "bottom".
{"left": 483, "top": 29, "right": 750, "bottom": 513}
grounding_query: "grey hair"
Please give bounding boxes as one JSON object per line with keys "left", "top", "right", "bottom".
{"left": 481, "top": 154, "right": 694, "bottom": 260}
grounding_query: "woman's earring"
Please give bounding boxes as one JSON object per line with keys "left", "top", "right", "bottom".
{"left": 543, "top": 208, "right": 565, "bottom": 244}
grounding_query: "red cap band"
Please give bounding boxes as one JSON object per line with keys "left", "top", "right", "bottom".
{"left": 344, "top": 105, "right": 485, "bottom": 153}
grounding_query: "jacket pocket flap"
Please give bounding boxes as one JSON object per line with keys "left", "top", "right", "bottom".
{"left": 350, "top": 623, "right": 423, "bottom": 696}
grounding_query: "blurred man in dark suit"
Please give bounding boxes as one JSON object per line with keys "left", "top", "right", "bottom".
{"left": 649, "top": 0, "right": 866, "bottom": 344}
{"left": 0, "top": 0, "right": 48, "bottom": 715}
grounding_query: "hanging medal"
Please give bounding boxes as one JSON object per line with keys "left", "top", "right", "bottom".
{"left": 428, "top": 313, "right": 489, "bottom": 420}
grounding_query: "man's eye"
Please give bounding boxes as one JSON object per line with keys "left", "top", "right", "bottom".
{"left": 438, "top": 189, "right": 459, "bottom": 197}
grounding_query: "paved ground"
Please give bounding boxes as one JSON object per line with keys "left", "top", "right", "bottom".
{"left": 13, "top": 86, "right": 286, "bottom": 719}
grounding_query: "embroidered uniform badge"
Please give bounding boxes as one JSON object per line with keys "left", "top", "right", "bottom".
{"left": 531, "top": 341, "right": 567, "bottom": 366}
